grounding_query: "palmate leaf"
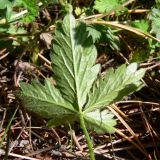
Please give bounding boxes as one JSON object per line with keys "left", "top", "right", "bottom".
{"left": 86, "top": 25, "right": 101, "bottom": 43}
{"left": 84, "top": 63, "right": 145, "bottom": 113}
{"left": 18, "top": 13, "right": 145, "bottom": 138}
{"left": 93, "top": 0, "right": 128, "bottom": 13}
{"left": 17, "top": 12, "right": 146, "bottom": 159}
{"left": 18, "top": 13, "right": 116, "bottom": 134}
{"left": 51, "top": 14, "right": 100, "bottom": 108}
{"left": 16, "top": 0, "right": 39, "bottom": 22}
{"left": 94, "top": 0, "right": 120, "bottom": 13}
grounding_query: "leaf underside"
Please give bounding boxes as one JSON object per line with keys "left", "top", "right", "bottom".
{"left": 18, "top": 79, "right": 75, "bottom": 120}
{"left": 18, "top": 13, "right": 145, "bottom": 134}
{"left": 84, "top": 63, "right": 145, "bottom": 113}
{"left": 51, "top": 14, "right": 100, "bottom": 108}
{"left": 84, "top": 110, "right": 116, "bottom": 133}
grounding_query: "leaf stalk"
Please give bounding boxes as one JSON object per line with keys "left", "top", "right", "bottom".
{"left": 79, "top": 112, "right": 95, "bottom": 160}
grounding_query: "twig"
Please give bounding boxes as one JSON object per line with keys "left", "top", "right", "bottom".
{"left": 51, "top": 128, "right": 61, "bottom": 145}
{"left": 115, "top": 129, "right": 149, "bottom": 158}
{"left": 0, "top": 52, "right": 9, "bottom": 60}
{"left": 72, "top": 129, "right": 83, "bottom": 151}
{"left": 109, "top": 105, "right": 148, "bottom": 155}
{"left": 85, "top": 20, "right": 160, "bottom": 43}
{"left": 140, "top": 105, "right": 160, "bottom": 157}
{"left": 38, "top": 53, "right": 51, "bottom": 65}
{"left": 26, "top": 146, "right": 58, "bottom": 157}
{"left": 0, "top": 109, "right": 7, "bottom": 130}
{"left": 145, "top": 62, "right": 160, "bottom": 70}
{"left": 0, "top": 149, "right": 40, "bottom": 160}
{"left": 116, "top": 101, "right": 160, "bottom": 106}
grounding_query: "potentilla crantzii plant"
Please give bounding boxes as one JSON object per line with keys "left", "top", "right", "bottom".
{"left": 18, "top": 12, "right": 145, "bottom": 160}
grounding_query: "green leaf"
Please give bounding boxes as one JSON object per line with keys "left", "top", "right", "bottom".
{"left": 6, "top": 5, "right": 13, "bottom": 21}
{"left": 16, "top": 0, "right": 39, "bottom": 22}
{"left": 0, "top": 0, "right": 15, "bottom": 22}
{"left": 131, "top": 47, "right": 150, "bottom": 63}
{"left": 84, "top": 110, "right": 116, "bottom": 134}
{"left": 0, "top": 0, "right": 11, "bottom": 9}
{"left": 105, "top": 27, "right": 120, "bottom": 51}
{"left": 84, "top": 63, "right": 145, "bottom": 113}
{"left": 148, "top": 5, "right": 160, "bottom": 39}
{"left": 51, "top": 14, "right": 100, "bottom": 108}
{"left": 18, "top": 79, "right": 75, "bottom": 119}
{"left": 86, "top": 25, "right": 101, "bottom": 43}
{"left": 18, "top": 13, "right": 145, "bottom": 139}
{"left": 17, "top": 12, "right": 147, "bottom": 159}
{"left": 94, "top": 0, "right": 120, "bottom": 13}
{"left": 131, "top": 20, "right": 149, "bottom": 33}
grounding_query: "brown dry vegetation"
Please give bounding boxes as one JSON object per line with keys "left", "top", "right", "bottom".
{"left": 0, "top": 0, "right": 160, "bottom": 159}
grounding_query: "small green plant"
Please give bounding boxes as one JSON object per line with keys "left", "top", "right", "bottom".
{"left": 93, "top": 0, "right": 127, "bottom": 13}
{"left": 148, "top": 3, "right": 160, "bottom": 39}
{"left": 18, "top": 13, "right": 145, "bottom": 160}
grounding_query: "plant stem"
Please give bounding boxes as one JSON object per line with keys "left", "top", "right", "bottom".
{"left": 79, "top": 112, "right": 95, "bottom": 160}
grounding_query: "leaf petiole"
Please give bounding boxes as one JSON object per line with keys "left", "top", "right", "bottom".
{"left": 79, "top": 111, "right": 95, "bottom": 160}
